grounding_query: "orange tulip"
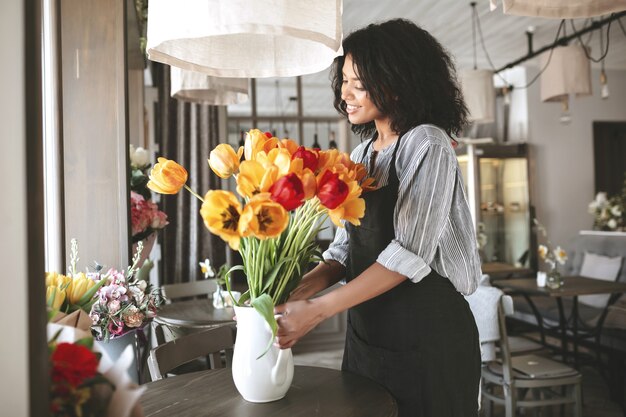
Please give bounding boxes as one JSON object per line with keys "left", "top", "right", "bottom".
{"left": 236, "top": 160, "right": 278, "bottom": 198}
{"left": 239, "top": 194, "right": 289, "bottom": 239}
{"left": 327, "top": 180, "right": 365, "bottom": 227}
{"left": 147, "top": 157, "right": 188, "bottom": 194}
{"left": 200, "top": 190, "right": 242, "bottom": 250}
{"left": 256, "top": 148, "right": 291, "bottom": 177}
{"left": 208, "top": 144, "right": 243, "bottom": 179}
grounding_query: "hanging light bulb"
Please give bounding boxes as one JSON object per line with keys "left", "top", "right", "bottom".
{"left": 600, "top": 69, "right": 610, "bottom": 99}
{"left": 559, "top": 97, "right": 571, "bottom": 125}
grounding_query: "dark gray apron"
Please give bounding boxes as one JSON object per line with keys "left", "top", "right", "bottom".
{"left": 342, "top": 135, "right": 480, "bottom": 417}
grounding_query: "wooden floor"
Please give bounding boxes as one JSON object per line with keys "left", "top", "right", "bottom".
{"left": 293, "top": 349, "right": 625, "bottom": 417}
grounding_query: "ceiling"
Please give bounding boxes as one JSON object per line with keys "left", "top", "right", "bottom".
{"left": 228, "top": 0, "right": 626, "bottom": 119}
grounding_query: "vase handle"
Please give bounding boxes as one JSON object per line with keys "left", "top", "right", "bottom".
{"left": 271, "top": 348, "right": 289, "bottom": 386}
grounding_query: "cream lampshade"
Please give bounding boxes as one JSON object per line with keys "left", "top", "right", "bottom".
{"left": 170, "top": 67, "right": 249, "bottom": 105}
{"left": 147, "top": 0, "right": 343, "bottom": 78}
{"left": 540, "top": 44, "right": 591, "bottom": 103}
{"left": 459, "top": 69, "right": 496, "bottom": 124}
{"left": 489, "top": 0, "right": 626, "bottom": 18}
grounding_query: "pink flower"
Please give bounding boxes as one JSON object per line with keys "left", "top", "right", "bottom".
{"left": 107, "top": 299, "right": 121, "bottom": 314}
{"left": 122, "top": 306, "right": 145, "bottom": 328}
{"left": 108, "top": 319, "right": 124, "bottom": 336}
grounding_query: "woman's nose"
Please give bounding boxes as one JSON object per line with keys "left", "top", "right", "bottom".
{"left": 341, "top": 85, "right": 352, "bottom": 101}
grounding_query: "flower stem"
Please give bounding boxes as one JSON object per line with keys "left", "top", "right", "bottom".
{"left": 184, "top": 184, "right": 204, "bottom": 202}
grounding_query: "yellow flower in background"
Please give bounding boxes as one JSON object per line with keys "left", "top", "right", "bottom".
{"left": 200, "top": 190, "right": 242, "bottom": 250}
{"left": 538, "top": 244, "right": 548, "bottom": 259}
{"left": 239, "top": 193, "right": 289, "bottom": 239}
{"left": 554, "top": 246, "right": 568, "bottom": 265}
{"left": 66, "top": 273, "right": 95, "bottom": 305}
{"left": 147, "top": 157, "right": 188, "bottom": 194}
{"left": 236, "top": 160, "right": 278, "bottom": 198}
{"left": 208, "top": 144, "right": 243, "bottom": 179}
{"left": 46, "top": 286, "right": 66, "bottom": 310}
{"left": 46, "top": 272, "right": 71, "bottom": 289}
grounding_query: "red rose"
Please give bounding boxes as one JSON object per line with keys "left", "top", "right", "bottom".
{"left": 269, "top": 173, "right": 305, "bottom": 211}
{"left": 264, "top": 131, "right": 273, "bottom": 138}
{"left": 292, "top": 146, "right": 319, "bottom": 172}
{"left": 318, "top": 170, "right": 349, "bottom": 209}
{"left": 50, "top": 342, "right": 99, "bottom": 387}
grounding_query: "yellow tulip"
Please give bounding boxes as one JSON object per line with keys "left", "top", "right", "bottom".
{"left": 256, "top": 148, "right": 291, "bottom": 177}
{"left": 45, "top": 271, "right": 59, "bottom": 287}
{"left": 208, "top": 144, "right": 243, "bottom": 179}
{"left": 67, "top": 273, "right": 95, "bottom": 305}
{"left": 48, "top": 273, "right": 71, "bottom": 289}
{"left": 236, "top": 160, "right": 278, "bottom": 199}
{"left": 147, "top": 157, "right": 188, "bottom": 194}
{"left": 239, "top": 193, "right": 289, "bottom": 239}
{"left": 200, "top": 190, "right": 242, "bottom": 250}
{"left": 46, "top": 285, "right": 66, "bottom": 310}
{"left": 244, "top": 129, "right": 270, "bottom": 161}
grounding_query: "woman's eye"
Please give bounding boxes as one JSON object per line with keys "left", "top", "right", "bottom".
{"left": 355, "top": 85, "right": 364, "bottom": 91}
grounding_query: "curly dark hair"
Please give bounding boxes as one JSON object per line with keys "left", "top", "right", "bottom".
{"left": 331, "top": 19, "right": 468, "bottom": 138}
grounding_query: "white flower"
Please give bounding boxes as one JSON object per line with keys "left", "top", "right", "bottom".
{"left": 595, "top": 192, "right": 608, "bottom": 205}
{"left": 610, "top": 205, "right": 622, "bottom": 217}
{"left": 553, "top": 246, "right": 568, "bottom": 265}
{"left": 538, "top": 245, "right": 548, "bottom": 259}
{"left": 130, "top": 144, "right": 150, "bottom": 167}
{"left": 608, "top": 218, "right": 618, "bottom": 229}
{"left": 199, "top": 259, "right": 215, "bottom": 278}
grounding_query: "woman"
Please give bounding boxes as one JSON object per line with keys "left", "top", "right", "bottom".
{"left": 275, "top": 19, "right": 481, "bottom": 417}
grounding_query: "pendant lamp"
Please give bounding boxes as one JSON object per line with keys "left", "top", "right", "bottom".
{"left": 459, "top": 69, "right": 496, "bottom": 124}
{"left": 540, "top": 44, "right": 591, "bottom": 103}
{"left": 170, "top": 67, "right": 249, "bottom": 105}
{"left": 489, "top": 0, "right": 626, "bottom": 18}
{"left": 147, "top": 0, "right": 343, "bottom": 78}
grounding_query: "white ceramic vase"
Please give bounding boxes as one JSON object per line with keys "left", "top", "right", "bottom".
{"left": 232, "top": 305, "right": 294, "bottom": 403}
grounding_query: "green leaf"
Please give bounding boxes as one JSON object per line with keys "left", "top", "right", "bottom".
{"left": 260, "top": 256, "right": 295, "bottom": 294}
{"left": 74, "top": 337, "right": 94, "bottom": 350}
{"left": 237, "top": 290, "right": 251, "bottom": 305}
{"left": 251, "top": 293, "right": 277, "bottom": 359}
{"left": 224, "top": 265, "right": 244, "bottom": 305}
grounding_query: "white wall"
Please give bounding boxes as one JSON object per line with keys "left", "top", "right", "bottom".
{"left": 525, "top": 67, "right": 626, "bottom": 249}
{"left": 0, "top": 0, "right": 30, "bottom": 415}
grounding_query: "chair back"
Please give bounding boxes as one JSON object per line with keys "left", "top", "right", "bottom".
{"left": 161, "top": 279, "right": 217, "bottom": 302}
{"left": 148, "top": 323, "right": 235, "bottom": 381}
{"left": 496, "top": 298, "right": 515, "bottom": 386}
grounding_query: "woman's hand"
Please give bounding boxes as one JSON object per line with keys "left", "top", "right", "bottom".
{"left": 274, "top": 299, "right": 327, "bottom": 349}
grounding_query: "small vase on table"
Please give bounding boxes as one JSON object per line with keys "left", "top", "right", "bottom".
{"left": 546, "top": 267, "right": 563, "bottom": 289}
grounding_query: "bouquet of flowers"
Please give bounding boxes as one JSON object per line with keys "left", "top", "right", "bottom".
{"left": 534, "top": 218, "right": 568, "bottom": 271}
{"left": 147, "top": 129, "right": 372, "bottom": 342}
{"left": 48, "top": 312, "right": 145, "bottom": 417}
{"left": 129, "top": 145, "right": 168, "bottom": 243}
{"left": 46, "top": 239, "right": 163, "bottom": 341}
{"left": 588, "top": 175, "right": 626, "bottom": 231}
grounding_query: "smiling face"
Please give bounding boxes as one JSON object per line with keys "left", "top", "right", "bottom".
{"left": 340, "top": 54, "right": 385, "bottom": 126}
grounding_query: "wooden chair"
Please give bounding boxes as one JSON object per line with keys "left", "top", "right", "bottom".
{"left": 153, "top": 279, "right": 220, "bottom": 345}
{"left": 148, "top": 323, "right": 236, "bottom": 381}
{"left": 161, "top": 279, "right": 217, "bottom": 302}
{"left": 481, "top": 298, "right": 583, "bottom": 417}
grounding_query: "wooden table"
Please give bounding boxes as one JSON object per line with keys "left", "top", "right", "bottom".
{"left": 481, "top": 262, "right": 533, "bottom": 280}
{"left": 494, "top": 276, "right": 626, "bottom": 366}
{"left": 140, "top": 366, "right": 398, "bottom": 417}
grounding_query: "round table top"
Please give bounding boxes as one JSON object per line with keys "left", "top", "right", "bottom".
{"left": 140, "top": 365, "right": 398, "bottom": 417}
{"left": 155, "top": 298, "right": 235, "bottom": 326}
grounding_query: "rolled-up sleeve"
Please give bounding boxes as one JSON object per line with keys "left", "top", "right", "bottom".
{"left": 322, "top": 224, "right": 349, "bottom": 267}
{"left": 377, "top": 140, "right": 456, "bottom": 283}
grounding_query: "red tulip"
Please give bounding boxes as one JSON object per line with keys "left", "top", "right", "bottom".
{"left": 269, "top": 173, "right": 305, "bottom": 211}
{"left": 318, "top": 170, "right": 349, "bottom": 209}
{"left": 292, "top": 146, "right": 319, "bottom": 172}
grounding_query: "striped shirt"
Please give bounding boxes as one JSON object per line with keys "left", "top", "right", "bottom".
{"left": 323, "top": 124, "right": 481, "bottom": 295}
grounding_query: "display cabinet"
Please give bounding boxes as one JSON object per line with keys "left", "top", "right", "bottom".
{"left": 457, "top": 143, "right": 536, "bottom": 277}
